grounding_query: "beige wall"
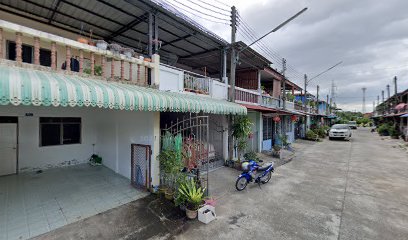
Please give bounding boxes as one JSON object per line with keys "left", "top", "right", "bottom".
{"left": 272, "top": 79, "right": 281, "bottom": 98}
{"left": 0, "top": 10, "right": 147, "bottom": 82}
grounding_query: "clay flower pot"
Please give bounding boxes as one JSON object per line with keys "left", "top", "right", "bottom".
{"left": 77, "top": 37, "right": 89, "bottom": 44}
{"left": 185, "top": 208, "right": 198, "bottom": 219}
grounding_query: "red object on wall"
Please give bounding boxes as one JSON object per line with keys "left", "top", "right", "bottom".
{"left": 291, "top": 115, "right": 298, "bottom": 122}
{"left": 273, "top": 116, "right": 281, "bottom": 122}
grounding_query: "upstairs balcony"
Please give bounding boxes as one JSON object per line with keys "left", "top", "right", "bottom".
{"left": 0, "top": 20, "right": 159, "bottom": 86}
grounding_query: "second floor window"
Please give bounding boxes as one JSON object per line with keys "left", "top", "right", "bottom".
{"left": 7, "top": 41, "right": 52, "bottom": 67}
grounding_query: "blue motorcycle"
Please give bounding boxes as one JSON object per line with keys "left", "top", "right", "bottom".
{"left": 235, "top": 160, "right": 274, "bottom": 191}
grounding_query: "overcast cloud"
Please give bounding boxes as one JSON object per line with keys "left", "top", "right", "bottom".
{"left": 172, "top": 0, "right": 408, "bottom": 112}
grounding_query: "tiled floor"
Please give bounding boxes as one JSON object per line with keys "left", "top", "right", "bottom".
{"left": 0, "top": 164, "right": 148, "bottom": 240}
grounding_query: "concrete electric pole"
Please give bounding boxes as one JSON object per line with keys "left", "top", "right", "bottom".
{"left": 382, "top": 90, "right": 384, "bottom": 103}
{"left": 229, "top": 6, "right": 237, "bottom": 103}
{"left": 394, "top": 76, "right": 398, "bottom": 96}
{"left": 304, "top": 74, "right": 308, "bottom": 108}
{"left": 362, "top": 87, "right": 366, "bottom": 114}
{"left": 282, "top": 58, "right": 287, "bottom": 109}
{"left": 386, "top": 84, "right": 390, "bottom": 99}
{"left": 326, "top": 94, "right": 329, "bottom": 115}
{"left": 316, "top": 85, "right": 319, "bottom": 114}
{"left": 228, "top": 6, "right": 237, "bottom": 161}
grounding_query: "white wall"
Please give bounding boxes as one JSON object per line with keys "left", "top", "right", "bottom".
{"left": 159, "top": 64, "right": 183, "bottom": 92}
{"left": 0, "top": 105, "right": 97, "bottom": 172}
{"left": 0, "top": 105, "right": 160, "bottom": 183}
{"left": 211, "top": 81, "right": 228, "bottom": 100}
{"left": 95, "top": 109, "right": 157, "bottom": 179}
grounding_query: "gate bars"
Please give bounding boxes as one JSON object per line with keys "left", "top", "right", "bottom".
{"left": 161, "top": 114, "right": 210, "bottom": 195}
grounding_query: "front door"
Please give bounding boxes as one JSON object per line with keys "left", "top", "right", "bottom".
{"left": 0, "top": 123, "right": 17, "bottom": 176}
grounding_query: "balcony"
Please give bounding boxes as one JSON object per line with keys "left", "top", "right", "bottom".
{"left": 285, "top": 101, "right": 295, "bottom": 110}
{"left": 184, "top": 72, "right": 210, "bottom": 95}
{"left": 159, "top": 64, "right": 228, "bottom": 99}
{"left": 262, "top": 95, "right": 281, "bottom": 109}
{"left": 0, "top": 20, "right": 158, "bottom": 86}
{"left": 235, "top": 87, "right": 260, "bottom": 104}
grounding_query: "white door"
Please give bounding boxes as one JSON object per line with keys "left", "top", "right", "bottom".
{"left": 0, "top": 123, "right": 17, "bottom": 176}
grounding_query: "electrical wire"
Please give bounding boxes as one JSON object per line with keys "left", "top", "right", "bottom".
{"left": 169, "top": 0, "right": 230, "bottom": 22}
{"left": 237, "top": 13, "right": 305, "bottom": 83}
{"left": 211, "top": 0, "right": 232, "bottom": 8}
{"left": 186, "top": 0, "right": 231, "bottom": 16}
{"left": 197, "top": 0, "right": 231, "bottom": 13}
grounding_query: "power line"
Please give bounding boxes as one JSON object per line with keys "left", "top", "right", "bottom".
{"left": 152, "top": 0, "right": 229, "bottom": 47}
{"left": 198, "top": 0, "right": 231, "bottom": 13}
{"left": 236, "top": 13, "right": 305, "bottom": 83}
{"left": 192, "top": 0, "right": 231, "bottom": 15}
{"left": 170, "top": 0, "right": 230, "bottom": 21}
{"left": 157, "top": 0, "right": 229, "bottom": 25}
{"left": 211, "top": 0, "right": 231, "bottom": 8}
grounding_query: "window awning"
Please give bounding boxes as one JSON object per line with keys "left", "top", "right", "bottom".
{"left": 0, "top": 65, "right": 246, "bottom": 115}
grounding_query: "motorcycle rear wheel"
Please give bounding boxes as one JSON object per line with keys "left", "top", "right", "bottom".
{"left": 235, "top": 176, "right": 248, "bottom": 191}
{"left": 261, "top": 171, "right": 272, "bottom": 184}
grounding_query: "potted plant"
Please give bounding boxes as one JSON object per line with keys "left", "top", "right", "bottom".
{"left": 272, "top": 145, "right": 281, "bottom": 157}
{"left": 108, "top": 43, "right": 122, "bottom": 55}
{"left": 178, "top": 178, "right": 205, "bottom": 219}
{"left": 232, "top": 116, "right": 253, "bottom": 161}
{"left": 121, "top": 48, "right": 134, "bottom": 58}
{"left": 95, "top": 40, "right": 108, "bottom": 50}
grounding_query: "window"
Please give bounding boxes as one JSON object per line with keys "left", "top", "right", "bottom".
{"left": 40, "top": 117, "right": 81, "bottom": 146}
{"left": 7, "top": 41, "right": 52, "bottom": 66}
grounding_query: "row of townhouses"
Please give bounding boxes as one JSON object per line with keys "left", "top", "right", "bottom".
{"left": 0, "top": 1, "right": 333, "bottom": 187}
{"left": 372, "top": 88, "right": 408, "bottom": 141}
{"left": 0, "top": 1, "right": 340, "bottom": 238}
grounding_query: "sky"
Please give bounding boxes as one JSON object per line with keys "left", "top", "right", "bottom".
{"left": 162, "top": 0, "right": 408, "bottom": 112}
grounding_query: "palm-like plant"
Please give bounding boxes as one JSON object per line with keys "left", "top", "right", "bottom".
{"left": 178, "top": 179, "right": 205, "bottom": 210}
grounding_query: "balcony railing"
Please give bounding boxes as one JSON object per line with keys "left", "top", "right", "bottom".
{"left": 295, "top": 103, "right": 306, "bottom": 112}
{"left": 285, "top": 101, "right": 295, "bottom": 110}
{"left": 184, "top": 72, "right": 211, "bottom": 95}
{"left": 262, "top": 95, "right": 281, "bottom": 109}
{"left": 0, "top": 19, "right": 158, "bottom": 86}
{"left": 235, "top": 87, "right": 260, "bottom": 104}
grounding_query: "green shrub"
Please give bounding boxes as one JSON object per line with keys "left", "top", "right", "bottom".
{"left": 306, "top": 130, "right": 318, "bottom": 140}
{"left": 377, "top": 123, "right": 392, "bottom": 136}
{"left": 315, "top": 127, "right": 327, "bottom": 138}
{"left": 243, "top": 151, "right": 260, "bottom": 162}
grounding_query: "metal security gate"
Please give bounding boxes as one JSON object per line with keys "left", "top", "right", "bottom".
{"left": 161, "top": 114, "right": 210, "bottom": 193}
{"left": 131, "top": 144, "right": 151, "bottom": 190}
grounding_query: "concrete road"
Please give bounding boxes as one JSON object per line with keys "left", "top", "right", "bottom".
{"left": 176, "top": 128, "right": 408, "bottom": 240}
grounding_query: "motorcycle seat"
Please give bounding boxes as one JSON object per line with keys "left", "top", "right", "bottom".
{"left": 257, "top": 164, "right": 272, "bottom": 171}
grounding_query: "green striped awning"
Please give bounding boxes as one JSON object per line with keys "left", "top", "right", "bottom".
{"left": 0, "top": 65, "right": 246, "bottom": 115}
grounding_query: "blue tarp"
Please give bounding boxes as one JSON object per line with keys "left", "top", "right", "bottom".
{"left": 401, "top": 113, "right": 408, "bottom": 118}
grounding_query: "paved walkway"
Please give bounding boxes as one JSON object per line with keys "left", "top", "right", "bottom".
{"left": 176, "top": 128, "right": 408, "bottom": 240}
{"left": 29, "top": 129, "right": 408, "bottom": 240}
{"left": 0, "top": 164, "right": 147, "bottom": 240}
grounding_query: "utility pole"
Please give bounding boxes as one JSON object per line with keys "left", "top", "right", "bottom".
{"left": 229, "top": 6, "right": 237, "bottom": 103}
{"left": 228, "top": 6, "right": 237, "bottom": 161}
{"left": 303, "top": 74, "right": 307, "bottom": 108}
{"left": 386, "top": 84, "right": 390, "bottom": 99}
{"left": 281, "top": 58, "right": 287, "bottom": 140}
{"left": 382, "top": 90, "right": 384, "bottom": 103}
{"left": 394, "top": 76, "right": 398, "bottom": 96}
{"left": 377, "top": 95, "right": 380, "bottom": 106}
{"left": 282, "top": 58, "right": 287, "bottom": 109}
{"left": 326, "top": 94, "right": 329, "bottom": 115}
{"left": 330, "top": 80, "right": 335, "bottom": 113}
{"left": 316, "top": 85, "right": 319, "bottom": 113}
{"left": 362, "top": 87, "right": 366, "bottom": 114}
{"left": 373, "top": 101, "right": 375, "bottom": 113}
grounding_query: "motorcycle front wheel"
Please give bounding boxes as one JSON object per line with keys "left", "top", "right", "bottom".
{"left": 261, "top": 171, "right": 272, "bottom": 184}
{"left": 235, "top": 176, "right": 248, "bottom": 191}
